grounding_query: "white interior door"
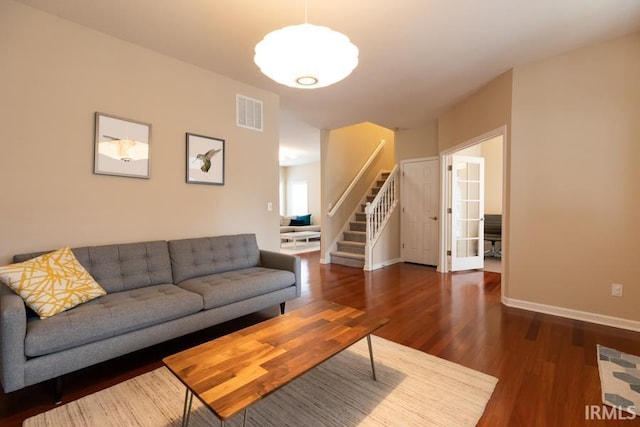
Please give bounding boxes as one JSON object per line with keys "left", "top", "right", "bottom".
{"left": 401, "top": 158, "right": 439, "bottom": 266}
{"left": 450, "top": 155, "right": 484, "bottom": 271}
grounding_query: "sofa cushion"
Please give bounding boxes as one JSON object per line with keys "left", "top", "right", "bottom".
{"left": 280, "top": 225, "right": 321, "bottom": 233}
{"left": 14, "top": 241, "right": 173, "bottom": 294}
{"left": 24, "top": 284, "right": 203, "bottom": 357}
{"left": 296, "top": 214, "right": 312, "bottom": 225}
{"left": 280, "top": 215, "right": 293, "bottom": 226}
{"left": 0, "top": 247, "right": 106, "bottom": 319}
{"left": 176, "top": 267, "right": 295, "bottom": 310}
{"left": 169, "top": 234, "right": 261, "bottom": 283}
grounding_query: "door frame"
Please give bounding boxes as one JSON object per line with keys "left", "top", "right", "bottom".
{"left": 400, "top": 156, "right": 439, "bottom": 267}
{"left": 438, "top": 126, "right": 508, "bottom": 291}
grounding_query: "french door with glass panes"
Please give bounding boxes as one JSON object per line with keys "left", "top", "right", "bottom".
{"left": 450, "top": 156, "right": 484, "bottom": 271}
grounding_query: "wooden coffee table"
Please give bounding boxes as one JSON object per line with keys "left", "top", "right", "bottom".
{"left": 163, "top": 300, "right": 389, "bottom": 426}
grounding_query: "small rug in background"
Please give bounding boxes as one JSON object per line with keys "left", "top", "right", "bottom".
{"left": 24, "top": 336, "right": 498, "bottom": 427}
{"left": 597, "top": 345, "right": 640, "bottom": 415}
{"left": 279, "top": 240, "right": 320, "bottom": 255}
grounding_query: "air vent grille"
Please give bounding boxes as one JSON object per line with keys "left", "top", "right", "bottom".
{"left": 236, "top": 94, "right": 263, "bottom": 131}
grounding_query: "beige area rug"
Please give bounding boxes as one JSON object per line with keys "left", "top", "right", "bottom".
{"left": 597, "top": 345, "right": 640, "bottom": 415}
{"left": 24, "top": 336, "right": 498, "bottom": 427}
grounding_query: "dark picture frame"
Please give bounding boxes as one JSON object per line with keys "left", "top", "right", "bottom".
{"left": 186, "top": 133, "right": 225, "bottom": 185}
{"left": 94, "top": 112, "right": 151, "bottom": 179}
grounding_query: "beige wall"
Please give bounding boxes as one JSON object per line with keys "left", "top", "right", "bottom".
{"left": 0, "top": 2, "right": 281, "bottom": 264}
{"left": 481, "top": 136, "right": 503, "bottom": 214}
{"left": 395, "top": 120, "right": 439, "bottom": 162}
{"left": 280, "top": 162, "right": 321, "bottom": 226}
{"left": 279, "top": 167, "right": 286, "bottom": 215}
{"left": 321, "top": 122, "right": 395, "bottom": 259}
{"left": 438, "top": 70, "right": 513, "bottom": 153}
{"left": 509, "top": 32, "right": 640, "bottom": 321}
{"left": 456, "top": 145, "right": 482, "bottom": 156}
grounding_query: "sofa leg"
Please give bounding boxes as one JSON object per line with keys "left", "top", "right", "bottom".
{"left": 280, "top": 302, "right": 286, "bottom": 315}
{"left": 53, "top": 376, "right": 63, "bottom": 404}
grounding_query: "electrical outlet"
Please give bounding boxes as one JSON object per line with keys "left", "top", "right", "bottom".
{"left": 611, "top": 283, "right": 623, "bottom": 297}
{"left": 267, "top": 202, "right": 273, "bottom": 212}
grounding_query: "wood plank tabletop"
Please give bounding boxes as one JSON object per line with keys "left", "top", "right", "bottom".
{"left": 162, "top": 300, "right": 389, "bottom": 421}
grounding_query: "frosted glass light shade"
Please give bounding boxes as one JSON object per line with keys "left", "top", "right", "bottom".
{"left": 254, "top": 23, "right": 359, "bottom": 89}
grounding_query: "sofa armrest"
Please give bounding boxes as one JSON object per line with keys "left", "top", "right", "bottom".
{"left": 0, "top": 284, "right": 27, "bottom": 393}
{"left": 260, "top": 250, "right": 301, "bottom": 298}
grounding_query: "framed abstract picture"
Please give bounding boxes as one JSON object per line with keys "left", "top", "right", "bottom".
{"left": 186, "top": 133, "right": 225, "bottom": 185}
{"left": 94, "top": 112, "right": 151, "bottom": 178}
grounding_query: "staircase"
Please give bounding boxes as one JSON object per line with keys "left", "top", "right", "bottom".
{"left": 330, "top": 172, "right": 390, "bottom": 268}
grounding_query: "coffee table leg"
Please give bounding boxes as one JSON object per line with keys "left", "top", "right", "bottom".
{"left": 243, "top": 408, "right": 248, "bottom": 427}
{"left": 366, "top": 334, "right": 377, "bottom": 381}
{"left": 182, "top": 388, "right": 193, "bottom": 427}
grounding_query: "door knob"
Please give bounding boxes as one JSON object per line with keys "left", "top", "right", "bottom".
{"left": 429, "top": 216, "right": 438, "bottom": 220}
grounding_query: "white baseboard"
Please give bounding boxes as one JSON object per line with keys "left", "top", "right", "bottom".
{"left": 365, "top": 258, "right": 403, "bottom": 271}
{"left": 502, "top": 296, "right": 640, "bottom": 332}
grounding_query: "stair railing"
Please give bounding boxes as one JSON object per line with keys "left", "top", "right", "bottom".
{"left": 364, "top": 165, "right": 399, "bottom": 269}
{"left": 328, "top": 139, "right": 386, "bottom": 218}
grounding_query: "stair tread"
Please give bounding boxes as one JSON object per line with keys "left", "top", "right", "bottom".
{"left": 344, "top": 230, "right": 365, "bottom": 235}
{"left": 338, "top": 240, "right": 365, "bottom": 247}
{"left": 331, "top": 251, "right": 365, "bottom": 260}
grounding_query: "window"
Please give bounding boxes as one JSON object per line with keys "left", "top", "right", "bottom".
{"left": 288, "top": 181, "right": 308, "bottom": 216}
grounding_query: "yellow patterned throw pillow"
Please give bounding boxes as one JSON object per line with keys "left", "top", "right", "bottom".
{"left": 0, "top": 246, "right": 106, "bottom": 319}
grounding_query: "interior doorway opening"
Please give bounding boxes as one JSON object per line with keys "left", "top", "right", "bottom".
{"left": 438, "top": 127, "right": 507, "bottom": 280}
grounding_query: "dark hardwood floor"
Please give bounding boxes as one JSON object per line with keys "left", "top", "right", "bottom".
{"left": 2, "top": 252, "right": 639, "bottom": 426}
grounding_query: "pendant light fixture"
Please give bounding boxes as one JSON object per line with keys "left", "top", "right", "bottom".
{"left": 254, "top": 1, "right": 359, "bottom": 89}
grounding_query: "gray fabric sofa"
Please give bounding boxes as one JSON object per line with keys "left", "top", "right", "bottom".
{"left": 0, "top": 234, "right": 300, "bottom": 394}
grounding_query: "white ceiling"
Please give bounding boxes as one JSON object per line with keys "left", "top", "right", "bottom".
{"left": 16, "top": 0, "right": 640, "bottom": 166}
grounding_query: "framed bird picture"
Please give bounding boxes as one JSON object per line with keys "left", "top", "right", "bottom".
{"left": 186, "top": 133, "right": 225, "bottom": 185}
